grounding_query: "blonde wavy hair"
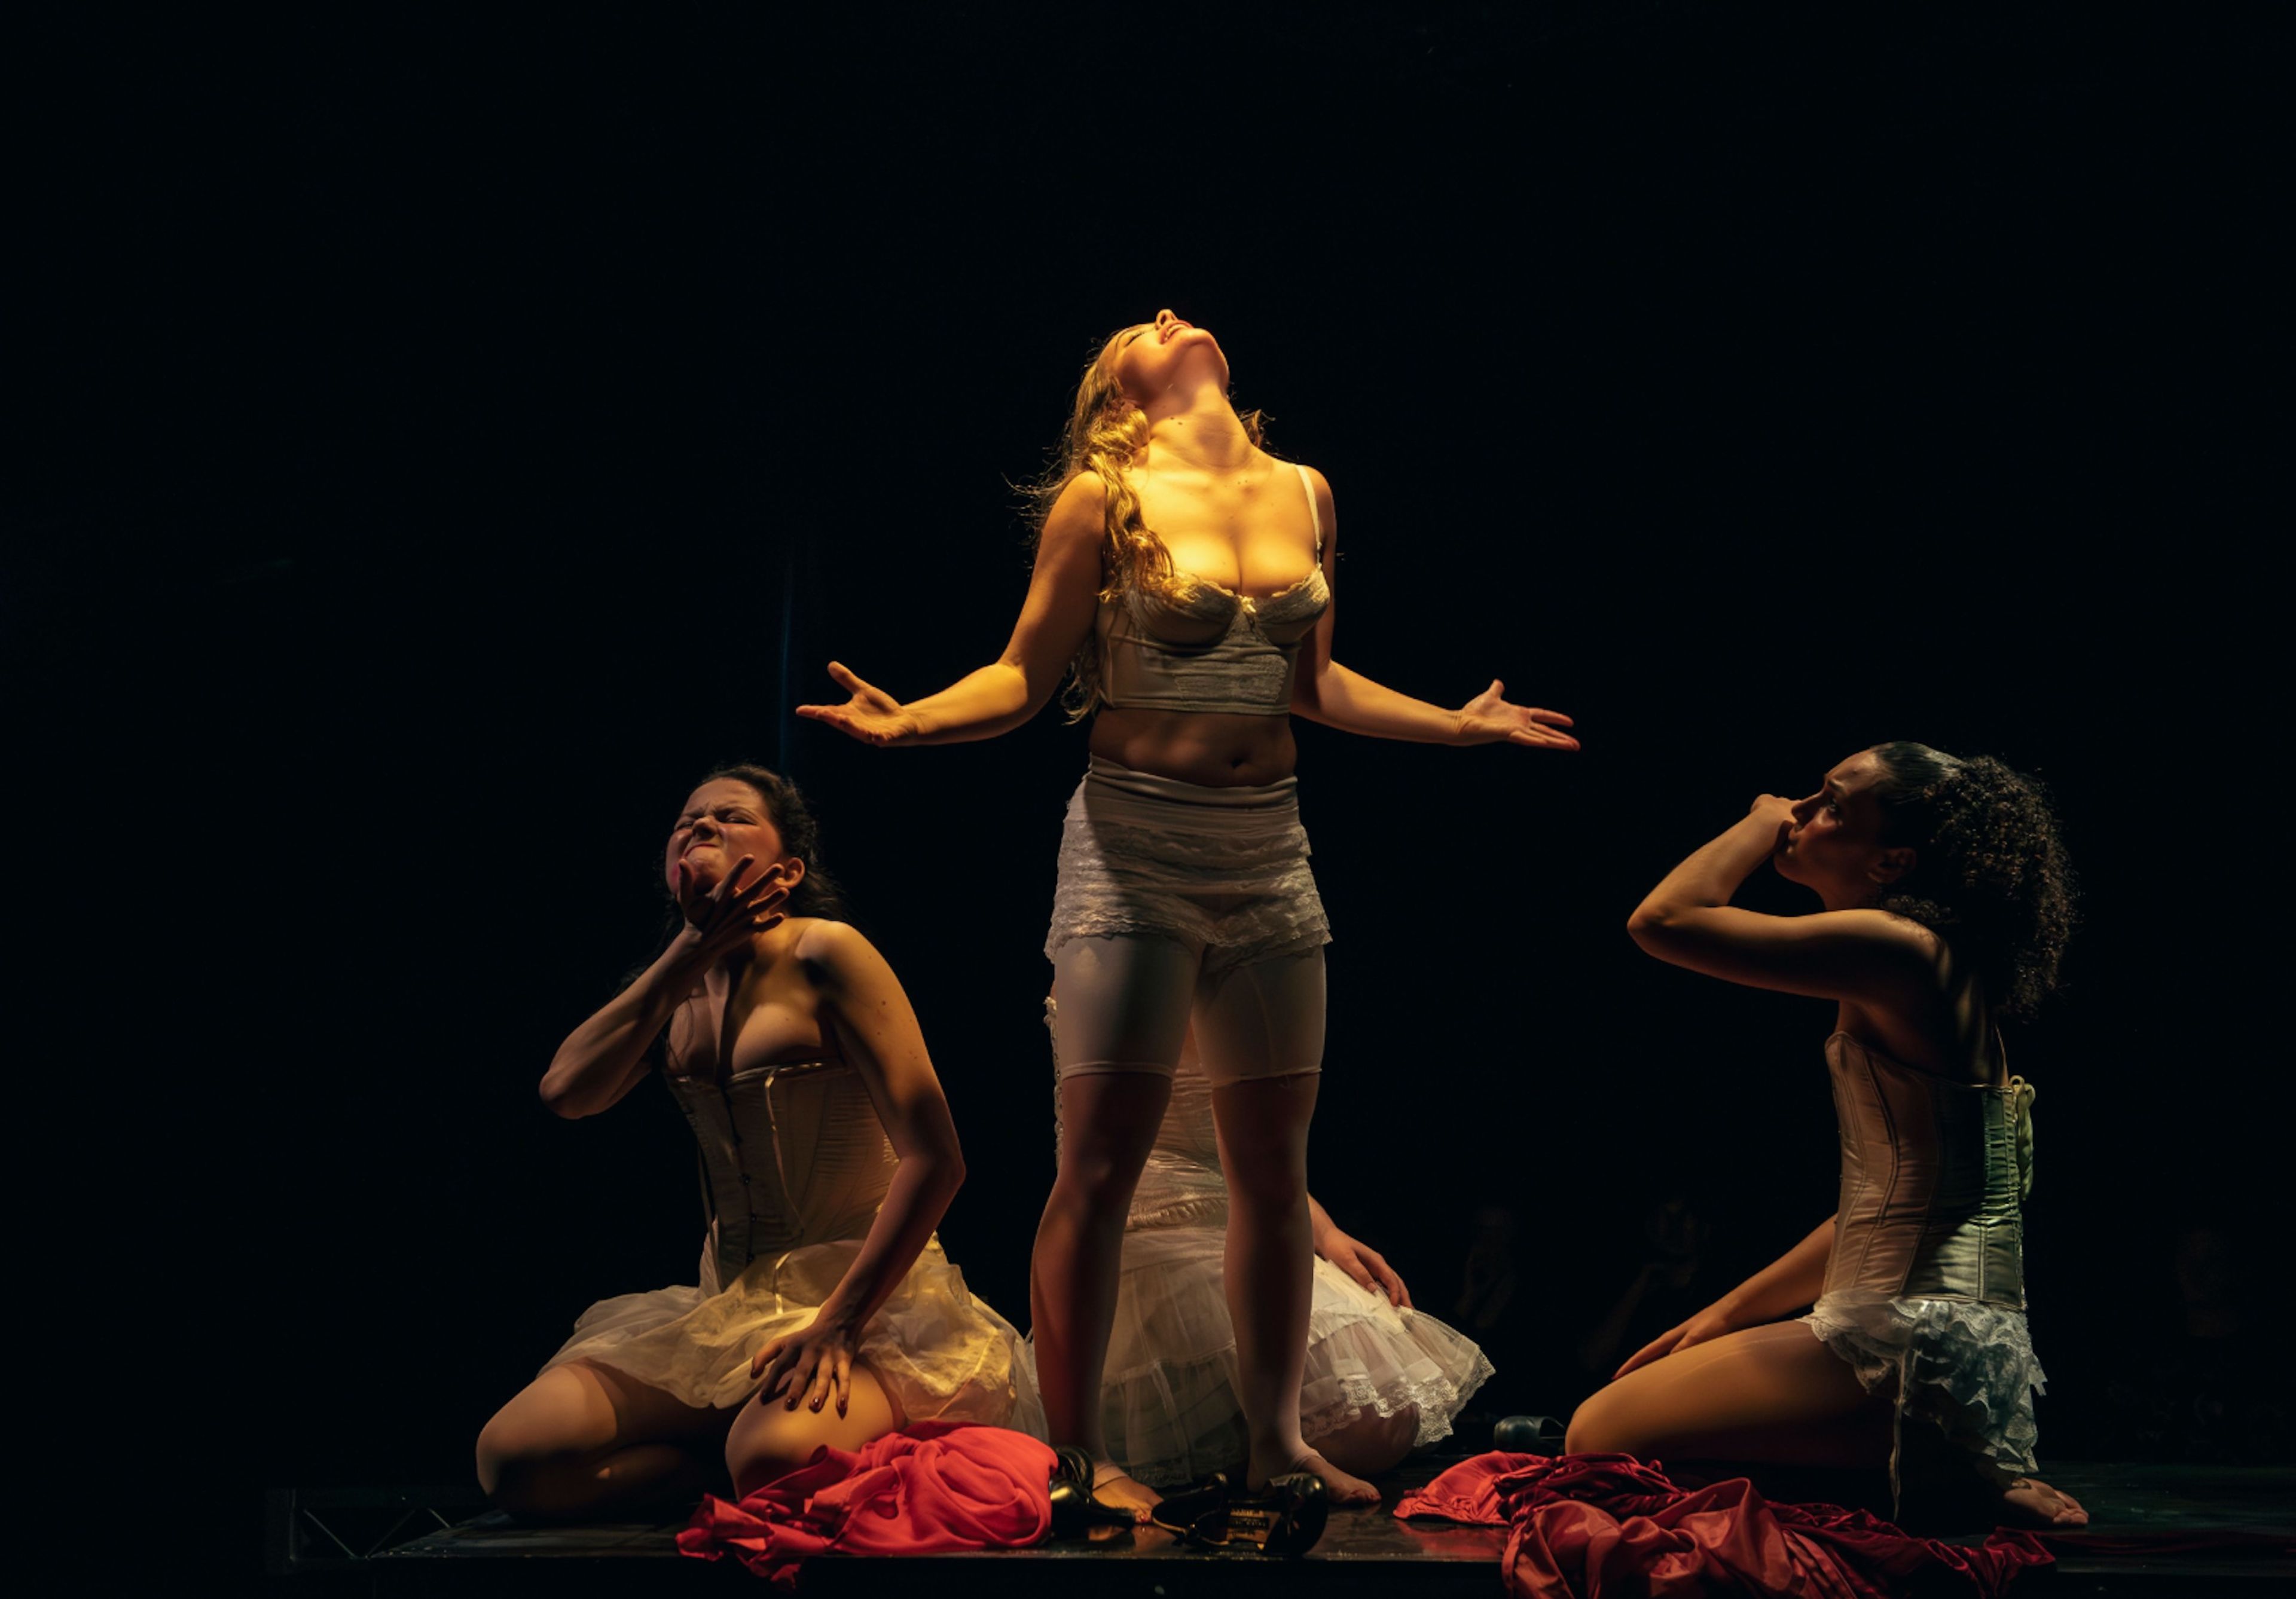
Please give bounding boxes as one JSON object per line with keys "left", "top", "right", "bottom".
{"left": 1029, "top": 323, "right": 1272, "bottom": 719}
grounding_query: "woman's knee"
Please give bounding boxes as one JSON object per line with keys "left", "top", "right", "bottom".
{"left": 1049, "top": 1147, "right": 1144, "bottom": 1213}
{"left": 1564, "top": 1384, "right": 1633, "bottom": 1456}
{"left": 1212, "top": 1080, "right": 1315, "bottom": 1210}
{"left": 1314, "top": 1404, "right": 1419, "bottom": 1478}
{"left": 473, "top": 1412, "right": 519, "bottom": 1498}
{"left": 723, "top": 1411, "right": 863, "bottom": 1496}
{"left": 475, "top": 1378, "right": 587, "bottom": 1499}
{"left": 1223, "top": 1149, "right": 1308, "bottom": 1213}
{"left": 476, "top": 1412, "right": 576, "bottom": 1513}
{"left": 725, "top": 1368, "right": 902, "bottom": 1496}
{"left": 724, "top": 1415, "right": 814, "bottom": 1495}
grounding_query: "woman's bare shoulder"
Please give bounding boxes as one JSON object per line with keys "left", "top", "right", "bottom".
{"left": 788, "top": 917, "right": 883, "bottom": 974}
{"left": 1041, "top": 473, "right": 1108, "bottom": 546}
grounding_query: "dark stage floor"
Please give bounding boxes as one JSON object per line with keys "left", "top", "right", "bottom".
{"left": 271, "top": 1455, "right": 2294, "bottom": 1595}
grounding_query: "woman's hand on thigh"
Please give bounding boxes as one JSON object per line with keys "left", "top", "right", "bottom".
{"left": 750, "top": 1311, "right": 863, "bottom": 1418}
{"left": 1614, "top": 1298, "right": 1747, "bottom": 1379}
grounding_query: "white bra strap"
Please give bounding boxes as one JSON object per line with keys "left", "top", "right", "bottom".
{"left": 1294, "top": 462, "right": 1322, "bottom": 556}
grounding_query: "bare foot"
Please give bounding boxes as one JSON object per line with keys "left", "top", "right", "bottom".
{"left": 1999, "top": 1476, "right": 2089, "bottom": 1529}
{"left": 1091, "top": 1462, "right": 1163, "bottom": 1528}
{"left": 1253, "top": 1450, "right": 1381, "bottom": 1508}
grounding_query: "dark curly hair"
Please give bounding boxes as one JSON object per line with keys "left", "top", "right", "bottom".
{"left": 1867, "top": 742, "right": 2076, "bottom": 1022}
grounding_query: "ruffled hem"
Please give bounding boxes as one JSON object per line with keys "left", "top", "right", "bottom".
{"left": 1042, "top": 772, "right": 1330, "bottom": 965}
{"left": 1088, "top": 1240, "right": 1493, "bottom": 1487}
{"left": 543, "top": 1238, "right": 1045, "bottom": 1438}
{"left": 1803, "top": 1294, "right": 2045, "bottom": 1474}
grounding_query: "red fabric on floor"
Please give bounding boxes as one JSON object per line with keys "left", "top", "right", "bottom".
{"left": 677, "top": 1420, "right": 1056, "bottom": 1588}
{"left": 1395, "top": 1451, "right": 2052, "bottom": 1598}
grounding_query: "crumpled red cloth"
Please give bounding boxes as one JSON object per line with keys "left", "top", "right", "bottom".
{"left": 677, "top": 1420, "right": 1055, "bottom": 1588}
{"left": 1394, "top": 1452, "right": 2052, "bottom": 1598}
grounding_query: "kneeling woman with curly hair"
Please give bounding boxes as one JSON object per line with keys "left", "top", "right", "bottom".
{"left": 1567, "top": 743, "right": 2087, "bottom": 1528}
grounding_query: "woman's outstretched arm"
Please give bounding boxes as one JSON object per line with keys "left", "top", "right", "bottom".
{"left": 1626, "top": 799, "right": 1935, "bottom": 1003}
{"left": 1289, "top": 467, "right": 1580, "bottom": 750}
{"left": 538, "top": 860, "right": 790, "bottom": 1118}
{"left": 1613, "top": 1215, "right": 1836, "bottom": 1377}
{"left": 795, "top": 477, "right": 1106, "bottom": 747}
{"left": 746, "top": 922, "right": 968, "bottom": 1417}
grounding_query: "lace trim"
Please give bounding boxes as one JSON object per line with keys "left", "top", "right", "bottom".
{"left": 1045, "top": 802, "right": 1329, "bottom": 962}
{"left": 1805, "top": 1296, "right": 2046, "bottom": 1491}
{"left": 1297, "top": 1355, "right": 1497, "bottom": 1450}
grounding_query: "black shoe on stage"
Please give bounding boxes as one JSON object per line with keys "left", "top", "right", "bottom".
{"left": 1493, "top": 1414, "right": 1567, "bottom": 1451}
{"left": 1146, "top": 1473, "right": 1232, "bottom": 1547}
{"left": 1224, "top": 1470, "right": 1329, "bottom": 1557}
{"left": 1046, "top": 1445, "right": 1144, "bottom": 1540}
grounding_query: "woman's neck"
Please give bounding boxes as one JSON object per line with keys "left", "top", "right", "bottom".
{"left": 703, "top": 922, "right": 794, "bottom": 996}
{"left": 1141, "top": 379, "right": 1254, "bottom": 472}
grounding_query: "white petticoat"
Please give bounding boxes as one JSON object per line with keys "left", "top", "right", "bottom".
{"left": 1802, "top": 1294, "right": 2045, "bottom": 1475}
{"left": 1094, "top": 1227, "right": 1493, "bottom": 1487}
{"left": 543, "top": 1237, "right": 1046, "bottom": 1436}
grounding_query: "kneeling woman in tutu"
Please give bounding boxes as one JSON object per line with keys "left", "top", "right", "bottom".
{"left": 1050, "top": 1004, "right": 1494, "bottom": 1489}
{"left": 476, "top": 767, "right": 1040, "bottom": 1518}
{"left": 1568, "top": 743, "right": 2086, "bottom": 1527}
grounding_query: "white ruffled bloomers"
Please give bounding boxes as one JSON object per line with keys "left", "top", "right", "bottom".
{"left": 1091, "top": 1227, "right": 1494, "bottom": 1488}
{"left": 1802, "top": 1292, "right": 2045, "bottom": 1475}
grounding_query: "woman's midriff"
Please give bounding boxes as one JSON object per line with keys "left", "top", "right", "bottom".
{"left": 1089, "top": 707, "right": 1298, "bottom": 787}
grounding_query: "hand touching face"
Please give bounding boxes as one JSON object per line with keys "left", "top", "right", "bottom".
{"left": 665, "top": 778, "right": 803, "bottom": 906}
{"left": 1773, "top": 750, "right": 1912, "bottom": 897}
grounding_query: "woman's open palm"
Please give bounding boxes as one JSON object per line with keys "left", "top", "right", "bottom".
{"left": 1457, "top": 679, "right": 1580, "bottom": 751}
{"left": 795, "top": 662, "right": 920, "bottom": 747}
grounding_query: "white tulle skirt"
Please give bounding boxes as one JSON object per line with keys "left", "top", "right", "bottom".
{"left": 542, "top": 1237, "right": 1045, "bottom": 1436}
{"left": 1090, "top": 1226, "right": 1493, "bottom": 1487}
{"left": 1802, "top": 1293, "right": 2045, "bottom": 1474}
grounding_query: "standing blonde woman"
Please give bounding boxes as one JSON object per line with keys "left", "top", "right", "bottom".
{"left": 799, "top": 308, "right": 1577, "bottom": 1514}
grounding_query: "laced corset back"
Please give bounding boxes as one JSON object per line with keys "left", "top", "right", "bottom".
{"left": 664, "top": 1059, "right": 897, "bottom": 1292}
{"left": 1819, "top": 1033, "right": 2028, "bottom": 1310}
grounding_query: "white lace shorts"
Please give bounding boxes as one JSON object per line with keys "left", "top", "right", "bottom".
{"left": 1043, "top": 757, "right": 1330, "bottom": 977}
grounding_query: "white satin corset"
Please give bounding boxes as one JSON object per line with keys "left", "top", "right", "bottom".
{"left": 1818, "top": 1032, "right": 2028, "bottom": 1310}
{"left": 664, "top": 1059, "right": 898, "bottom": 1292}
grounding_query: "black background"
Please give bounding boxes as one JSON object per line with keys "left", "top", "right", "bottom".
{"left": 6, "top": 2, "right": 2279, "bottom": 1522}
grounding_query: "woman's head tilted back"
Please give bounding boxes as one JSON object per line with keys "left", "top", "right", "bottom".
{"left": 663, "top": 764, "right": 847, "bottom": 922}
{"left": 1033, "top": 310, "right": 1271, "bottom": 717}
{"left": 1779, "top": 743, "right": 2075, "bottom": 1021}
